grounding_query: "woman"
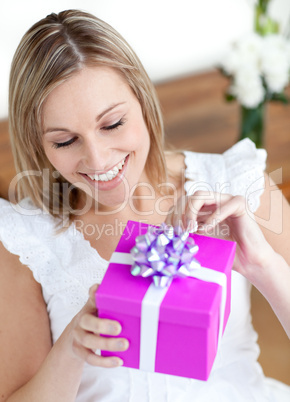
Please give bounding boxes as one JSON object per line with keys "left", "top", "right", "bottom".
{"left": 0, "top": 9, "right": 289, "bottom": 401}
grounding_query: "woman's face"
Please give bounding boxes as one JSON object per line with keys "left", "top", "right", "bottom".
{"left": 42, "top": 66, "right": 150, "bottom": 211}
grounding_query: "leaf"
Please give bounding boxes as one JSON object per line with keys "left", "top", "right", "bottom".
{"left": 270, "top": 92, "right": 290, "bottom": 104}
{"left": 225, "top": 93, "right": 236, "bottom": 103}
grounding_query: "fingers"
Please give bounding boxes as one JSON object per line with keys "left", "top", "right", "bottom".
{"left": 89, "top": 283, "right": 99, "bottom": 298}
{"left": 72, "top": 312, "right": 129, "bottom": 368}
{"left": 80, "top": 284, "right": 100, "bottom": 315}
{"left": 71, "top": 284, "right": 129, "bottom": 368}
{"left": 79, "top": 312, "right": 122, "bottom": 336}
{"left": 165, "top": 191, "right": 248, "bottom": 234}
{"left": 165, "top": 195, "right": 187, "bottom": 228}
{"left": 198, "top": 195, "right": 247, "bottom": 230}
{"left": 74, "top": 326, "right": 129, "bottom": 353}
{"left": 165, "top": 194, "right": 207, "bottom": 231}
{"left": 72, "top": 336, "right": 125, "bottom": 368}
{"left": 185, "top": 192, "right": 218, "bottom": 229}
{"left": 86, "top": 351, "right": 124, "bottom": 368}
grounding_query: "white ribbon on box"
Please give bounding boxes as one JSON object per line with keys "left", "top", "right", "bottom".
{"left": 110, "top": 251, "right": 227, "bottom": 372}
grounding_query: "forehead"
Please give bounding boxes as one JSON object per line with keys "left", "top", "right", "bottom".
{"left": 42, "top": 66, "right": 133, "bottom": 122}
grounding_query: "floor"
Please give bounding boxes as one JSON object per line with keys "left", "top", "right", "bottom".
{"left": 0, "top": 69, "right": 289, "bottom": 385}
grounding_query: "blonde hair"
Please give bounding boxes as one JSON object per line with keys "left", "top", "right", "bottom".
{"left": 9, "top": 9, "right": 167, "bottom": 223}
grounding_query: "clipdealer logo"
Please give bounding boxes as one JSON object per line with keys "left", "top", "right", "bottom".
{"left": 6, "top": 167, "right": 285, "bottom": 235}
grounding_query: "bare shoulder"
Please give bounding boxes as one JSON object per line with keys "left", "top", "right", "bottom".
{"left": 0, "top": 242, "right": 52, "bottom": 399}
{"left": 165, "top": 152, "right": 186, "bottom": 195}
{"left": 165, "top": 151, "right": 186, "bottom": 175}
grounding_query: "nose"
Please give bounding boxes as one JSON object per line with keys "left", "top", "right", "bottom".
{"left": 81, "top": 137, "right": 112, "bottom": 172}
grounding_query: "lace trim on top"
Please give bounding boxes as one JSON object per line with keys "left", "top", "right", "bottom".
{"left": 183, "top": 138, "right": 267, "bottom": 213}
{"left": 0, "top": 139, "right": 267, "bottom": 307}
{"left": 0, "top": 198, "right": 108, "bottom": 307}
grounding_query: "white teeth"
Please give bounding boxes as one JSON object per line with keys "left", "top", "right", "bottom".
{"left": 99, "top": 173, "right": 108, "bottom": 181}
{"left": 86, "top": 155, "right": 127, "bottom": 182}
{"left": 106, "top": 170, "right": 115, "bottom": 180}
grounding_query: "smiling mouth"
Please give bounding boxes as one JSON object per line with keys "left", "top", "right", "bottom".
{"left": 83, "top": 155, "right": 128, "bottom": 182}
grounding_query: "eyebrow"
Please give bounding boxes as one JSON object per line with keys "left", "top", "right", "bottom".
{"left": 43, "top": 102, "right": 126, "bottom": 135}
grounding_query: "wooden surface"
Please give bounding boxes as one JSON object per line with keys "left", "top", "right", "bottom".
{"left": 0, "top": 69, "right": 289, "bottom": 384}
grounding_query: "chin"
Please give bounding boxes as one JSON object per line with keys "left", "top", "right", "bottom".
{"left": 73, "top": 171, "right": 141, "bottom": 213}
{"left": 95, "top": 196, "right": 128, "bottom": 213}
{"left": 93, "top": 184, "right": 130, "bottom": 211}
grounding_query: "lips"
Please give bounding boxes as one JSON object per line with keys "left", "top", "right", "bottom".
{"left": 79, "top": 154, "right": 129, "bottom": 191}
{"left": 86, "top": 156, "right": 127, "bottom": 182}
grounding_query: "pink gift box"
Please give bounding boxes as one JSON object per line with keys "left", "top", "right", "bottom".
{"left": 96, "top": 220, "right": 236, "bottom": 381}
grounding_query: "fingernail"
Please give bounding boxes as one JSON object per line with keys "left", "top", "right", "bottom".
{"left": 187, "top": 219, "right": 198, "bottom": 233}
{"left": 109, "top": 324, "right": 121, "bottom": 335}
{"left": 112, "top": 358, "right": 124, "bottom": 367}
{"left": 117, "top": 340, "right": 129, "bottom": 350}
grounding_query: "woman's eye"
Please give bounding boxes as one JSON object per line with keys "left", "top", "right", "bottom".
{"left": 51, "top": 119, "right": 125, "bottom": 149}
{"left": 102, "top": 118, "right": 125, "bottom": 131}
{"left": 52, "top": 137, "right": 76, "bottom": 149}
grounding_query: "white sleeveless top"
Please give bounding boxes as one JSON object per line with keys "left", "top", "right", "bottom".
{"left": 0, "top": 139, "right": 289, "bottom": 401}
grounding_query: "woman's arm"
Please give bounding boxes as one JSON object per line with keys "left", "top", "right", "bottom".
{"left": 249, "top": 250, "right": 290, "bottom": 339}
{"left": 248, "top": 173, "right": 290, "bottom": 338}
{"left": 254, "top": 173, "right": 290, "bottom": 265}
{"left": 0, "top": 242, "right": 83, "bottom": 401}
{"left": 0, "top": 243, "right": 128, "bottom": 402}
{"left": 165, "top": 189, "right": 290, "bottom": 338}
{"left": 0, "top": 243, "right": 54, "bottom": 400}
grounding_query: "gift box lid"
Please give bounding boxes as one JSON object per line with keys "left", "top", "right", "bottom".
{"left": 97, "top": 220, "right": 236, "bottom": 329}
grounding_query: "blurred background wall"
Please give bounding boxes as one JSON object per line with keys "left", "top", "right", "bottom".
{"left": 0, "top": 0, "right": 289, "bottom": 120}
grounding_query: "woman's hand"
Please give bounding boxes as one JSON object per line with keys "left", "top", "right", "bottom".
{"left": 165, "top": 191, "right": 290, "bottom": 338}
{"left": 165, "top": 191, "right": 276, "bottom": 281}
{"left": 69, "top": 284, "right": 129, "bottom": 368}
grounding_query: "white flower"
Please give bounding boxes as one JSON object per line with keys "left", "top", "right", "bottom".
{"left": 235, "top": 33, "right": 263, "bottom": 68}
{"left": 265, "top": 71, "right": 289, "bottom": 94}
{"left": 230, "top": 66, "right": 265, "bottom": 108}
{"left": 222, "top": 50, "right": 241, "bottom": 75}
{"left": 260, "top": 34, "right": 290, "bottom": 93}
{"left": 222, "top": 33, "right": 262, "bottom": 75}
{"left": 222, "top": 32, "right": 290, "bottom": 106}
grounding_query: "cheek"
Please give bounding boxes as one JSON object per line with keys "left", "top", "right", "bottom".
{"left": 128, "top": 120, "right": 150, "bottom": 151}
{"left": 43, "top": 145, "right": 76, "bottom": 176}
